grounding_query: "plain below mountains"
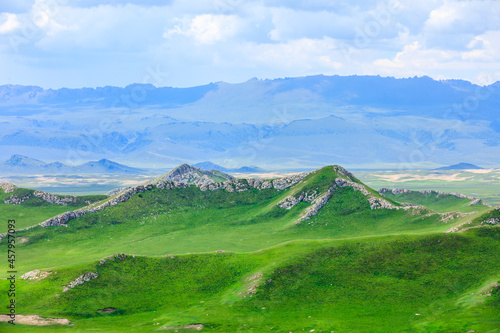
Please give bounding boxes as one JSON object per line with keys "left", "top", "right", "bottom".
{"left": 0, "top": 154, "right": 144, "bottom": 174}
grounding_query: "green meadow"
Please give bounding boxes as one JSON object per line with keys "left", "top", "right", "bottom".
{"left": 0, "top": 165, "right": 498, "bottom": 332}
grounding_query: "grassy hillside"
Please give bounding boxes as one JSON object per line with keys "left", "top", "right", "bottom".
{"left": 2, "top": 166, "right": 463, "bottom": 274}
{"left": 0, "top": 186, "right": 107, "bottom": 229}
{"left": 380, "top": 188, "right": 490, "bottom": 214}
{"left": 1, "top": 165, "right": 497, "bottom": 332}
{"left": 0, "top": 228, "right": 498, "bottom": 332}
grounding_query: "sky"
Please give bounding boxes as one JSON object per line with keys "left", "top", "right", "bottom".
{"left": 0, "top": 0, "right": 499, "bottom": 88}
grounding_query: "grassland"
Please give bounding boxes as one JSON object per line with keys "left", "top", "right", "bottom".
{"left": 380, "top": 189, "right": 491, "bottom": 214}
{"left": 0, "top": 187, "right": 107, "bottom": 229}
{"left": 3, "top": 167, "right": 467, "bottom": 274}
{"left": 0, "top": 228, "right": 498, "bottom": 332}
{"left": 356, "top": 169, "right": 500, "bottom": 205}
{"left": 0, "top": 165, "right": 498, "bottom": 332}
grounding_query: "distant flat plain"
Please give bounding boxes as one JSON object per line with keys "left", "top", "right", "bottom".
{"left": 1, "top": 168, "right": 499, "bottom": 205}
{"left": 355, "top": 168, "right": 500, "bottom": 205}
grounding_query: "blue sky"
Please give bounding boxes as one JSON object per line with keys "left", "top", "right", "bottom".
{"left": 0, "top": 0, "right": 499, "bottom": 88}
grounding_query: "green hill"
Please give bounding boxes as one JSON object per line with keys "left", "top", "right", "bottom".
{"left": 379, "top": 188, "right": 491, "bottom": 214}
{"left": 0, "top": 164, "right": 498, "bottom": 332}
{"left": 1, "top": 229, "right": 498, "bottom": 332}
{"left": 0, "top": 182, "right": 107, "bottom": 230}
{"left": 3, "top": 165, "right": 464, "bottom": 271}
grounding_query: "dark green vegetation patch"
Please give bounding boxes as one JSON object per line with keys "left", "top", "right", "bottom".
{"left": 1, "top": 229, "right": 499, "bottom": 332}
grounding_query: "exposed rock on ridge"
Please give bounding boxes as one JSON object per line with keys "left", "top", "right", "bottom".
{"left": 36, "top": 165, "right": 310, "bottom": 228}
{"left": 63, "top": 272, "right": 98, "bottom": 292}
{"left": 297, "top": 174, "right": 403, "bottom": 222}
{"left": 379, "top": 188, "right": 490, "bottom": 206}
{"left": 156, "top": 164, "right": 234, "bottom": 185}
{"left": 0, "top": 182, "right": 17, "bottom": 193}
{"left": 2, "top": 188, "right": 84, "bottom": 206}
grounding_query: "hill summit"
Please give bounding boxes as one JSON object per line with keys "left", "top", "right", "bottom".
{"left": 155, "top": 163, "right": 234, "bottom": 185}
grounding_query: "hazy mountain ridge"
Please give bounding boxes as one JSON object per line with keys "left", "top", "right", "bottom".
{"left": 434, "top": 163, "right": 484, "bottom": 170}
{"left": 1, "top": 75, "right": 500, "bottom": 169}
{"left": 194, "top": 161, "right": 265, "bottom": 173}
{"left": 1, "top": 154, "right": 144, "bottom": 174}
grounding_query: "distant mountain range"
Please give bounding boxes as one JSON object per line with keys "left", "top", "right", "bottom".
{"left": 194, "top": 161, "right": 265, "bottom": 173}
{"left": 1, "top": 75, "right": 499, "bottom": 169}
{"left": 1, "top": 155, "right": 144, "bottom": 174}
{"left": 434, "top": 163, "right": 484, "bottom": 170}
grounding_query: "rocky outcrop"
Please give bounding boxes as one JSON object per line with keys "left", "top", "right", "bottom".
{"left": 272, "top": 173, "right": 309, "bottom": 190}
{"left": 36, "top": 169, "right": 310, "bottom": 228}
{"left": 106, "top": 187, "right": 130, "bottom": 196}
{"left": 368, "top": 197, "right": 398, "bottom": 210}
{"left": 441, "top": 211, "right": 468, "bottom": 223}
{"left": 299, "top": 191, "right": 334, "bottom": 221}
{"left": 278, "top": 190, "right": 318, "bottom": 209}
{"left": 20, "top": 270, "right": 52, "bottom": 281}
{"left": 380, "top": 188, "right": 491, "bottom": 207}
{"left": 379, "top": 188, "right": 412, "bottom": 195}
{"left": 334, "top": 178, "right": 399, "bottom": 209}
{"left": 483, "top": 218, "right": 499, "bottom": 225}
{"left": 156, "top": 164, "right": 234, "bottom": 185}
{"left": 0, "top": 182, "right": 17, "bottom": 193}
{"left": 3, "top": 188, "right": 79, "bottom": 206}
{"left": 39, "top": 183, "right": 158, "bottom": 226}
{"left": 33, "top": 191, "right": 77, "bottom": 204}
{"left": 297, "top": 176, "right": 411, "bottom": 222}
{"left": 446, "top": 210, "right": 499, "bottom": 233}
{"left": 98, "top": 253, "right": 128, "bottom": 266}
{"left": 469, "top": 198, "right": 482, "bottom": 206}
{"left": 3, "top": 194, "right": 31, "bottom": 205}
{"left": 332, "top": 165, "right": 357, "bottom": 180}
{"left": 63, "top": 272, "right": 98, "bottom": 292}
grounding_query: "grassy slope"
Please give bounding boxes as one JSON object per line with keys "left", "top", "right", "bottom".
{"left": 0, "top": 228, "right": 498, "bottom": 332}
{"left": 1, "top": 167, "right": 497, "bottom": 332}
{"left": 453, "top": 207, "right": 500, "bottom": 232}
{"left": 0, "top": 188, "right": 107, "bottom": 229}
{"left": 381, "top": 190, "right": 490, "bottom": 214}
{"left": 2, "top": 168, "right": 459, "bottom": 274}
{"left": 355, "top": 169, "right": 500, "bottom": 205}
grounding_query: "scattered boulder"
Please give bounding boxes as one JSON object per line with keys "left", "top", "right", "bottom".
{"left": 63, "top": 272, "right": 98, "bottom": 292}
{"left": 483, "top": 218, "right": 499, "bottom": 225}
{"left": 20, "top": 270, "right": 52, "bottom": 281}
{"left": 3, "top": 193, "right": 31, "bottom": 205}
{"left": 97, "top": 307, "right": 117, "bottom": 313}
{"left": 159, "top": 324, "right": 204, "bottom": 331}
{"left": 0, "top": 314, "right": 71, "bottom": 326}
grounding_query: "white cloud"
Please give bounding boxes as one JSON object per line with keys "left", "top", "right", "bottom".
{"left": 0, "top": 13, "right": 20, "bottom": 34}
{"left": 164, "top": 14, "right": 240, "bottom": 44}
{"left": 0, "top": 0, "right": 499, "bottom": 88}
{"left": 425, "top": 0, "right": 500, "bottom": 34}
{"left": 374, "top": 41, "right": 453, "bottom": 70}
{"left": 462, "top": 30, "right": 500, "bottom": 62}
{"left": 422, "top": 0, "right": 500, "bottom": 50}
{"left": 243, "top": 38, "right": 342, "bottom": 71}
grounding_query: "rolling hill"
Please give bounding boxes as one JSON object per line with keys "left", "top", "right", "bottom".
{"left": 0, "top": 164, "right": 498, "bottom": 332}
